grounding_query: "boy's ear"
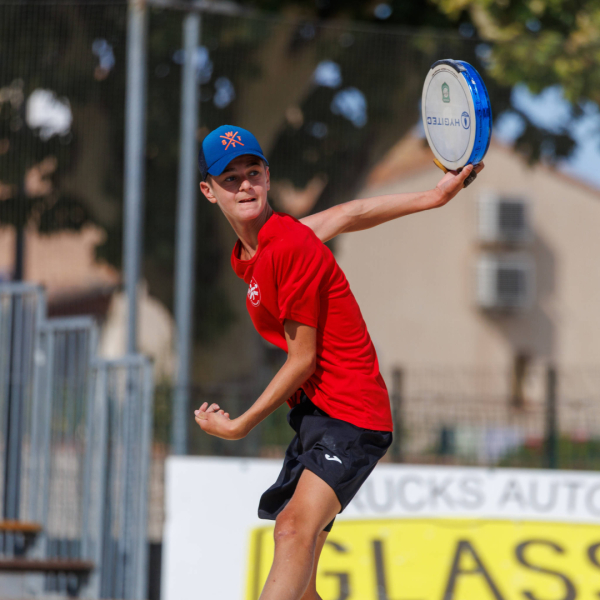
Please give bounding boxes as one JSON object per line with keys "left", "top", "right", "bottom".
{"left": 265, "top": 166, "right": 270, "bottom": 192}
{"left": 200, "top": 180, "right": 218, "bottom": 204}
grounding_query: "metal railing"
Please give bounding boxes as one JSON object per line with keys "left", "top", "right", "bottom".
{"left": 152, "top": 364, "right": 600, "bottom": 471}
{"left": 0, "top": 282, "right": 154, "bottom": 599}
{"left": 387, "top": 365, "right": 600, "bottom": 470}
{"left": 31, "top": 317, "right": 98, "bottom": 552}
{"left": 0, "top": 284, "right": 45, "bottom": 538}
{"left": 87, "top": 356, "right": 154, "bottom": 600}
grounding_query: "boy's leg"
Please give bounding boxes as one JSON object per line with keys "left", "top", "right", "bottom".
{"left": 260, "top": 469, "right": 341, "bottom": 600}
{"left": 300, "top": 530, "right": 328, "bottom": 600}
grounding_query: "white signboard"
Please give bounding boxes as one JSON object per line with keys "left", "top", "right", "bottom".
{"left": 162, "top": 458, "right": 600, "bottom": 600}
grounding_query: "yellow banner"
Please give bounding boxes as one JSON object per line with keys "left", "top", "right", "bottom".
{"left": 246, "top": 518, "right": 600, "bottom": 600}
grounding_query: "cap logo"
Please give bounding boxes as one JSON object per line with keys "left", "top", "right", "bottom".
{"left": 220, "top": 130, "right": 244, "bottom": 150}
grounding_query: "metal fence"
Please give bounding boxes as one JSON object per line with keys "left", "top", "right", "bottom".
{"left": 0, "top": 284, "right": 45, "bottom": 528}
{"left": 30, "top": 315, "right": 98, "bottom": 598}
{"left": 152, "top": 363, "right": 600, "bottom": 471}
{"left": 32, "top": 316, "right": 97, "bottom": 546}
{"left": 0, "top": 282, "right": 154, "bottom": 600}
{"left": 386, "top": 365, "right": 600, "bottom": 470}
{"left": 84, "top": 356, "right": 154, "bottom": 600}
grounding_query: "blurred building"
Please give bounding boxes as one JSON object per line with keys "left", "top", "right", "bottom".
{"left": 0, "top": 224, "right": 175, "bottom": 380}
{"left": 335, "top": 134, "right": 600, "bottom": 404}
{"left": 192, "top": 133, "right": 600, "bottom": 408}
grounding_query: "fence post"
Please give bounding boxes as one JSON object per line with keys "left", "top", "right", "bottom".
{"left": 173, "top": 10, "right": 201, "bottom": 456}
{"left": 545, "top": 365, "right": 558, "bottom": 469}
{"left": 391, "top": 367, "right": 403, "bottom": 462}
{"left": 85, "top": 364, "right": 109, "bottom": 599}
{"left": 4, "top": 293, "right": 23, "bottom": 532}
{"left": 134, "top": 360, "right": 154, "bottom": 600}
{"left": 123, "top": 0, "right": 148, "bottom": 354}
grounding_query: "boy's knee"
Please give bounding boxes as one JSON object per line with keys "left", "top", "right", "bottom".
{"left": 274, "top": 509, "right": 317, "bottom": 547}
{"left": 274, "top": 510, "right": 300, "bottom": 541}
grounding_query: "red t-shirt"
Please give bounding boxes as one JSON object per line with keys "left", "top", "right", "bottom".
{"left": 231, "top": 212, "right": 393, "bottom": 432}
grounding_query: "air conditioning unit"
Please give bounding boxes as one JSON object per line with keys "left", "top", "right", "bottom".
{"left": 478, "top": 192, "right": 531, "bottom": 245}
{"left": 477, "top": 254, "right": 534, "bottom": 310}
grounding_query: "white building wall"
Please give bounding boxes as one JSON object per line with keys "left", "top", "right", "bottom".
{"left": 335, "top": 142, "right": 600, "bottom": 387}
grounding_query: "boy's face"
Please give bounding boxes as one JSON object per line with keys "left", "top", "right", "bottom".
{"left": 200, "top": 154, "right": 270, "bottom": 223}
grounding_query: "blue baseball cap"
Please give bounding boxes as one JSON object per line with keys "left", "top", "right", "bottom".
{"left": 198, "top": 125, "right": 269, "bottom": 181}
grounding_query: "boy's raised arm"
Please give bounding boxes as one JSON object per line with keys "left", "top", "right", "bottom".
{"left": 301, "top": 163, "right": 483, "bottom": 243}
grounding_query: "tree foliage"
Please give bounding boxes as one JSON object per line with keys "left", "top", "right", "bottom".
{"left": 0, "top": 6, "right": 102, "bottom": 237}
{"left": 2, "top": 0, "right": 595, "bottom": 349}
{"left": 3, "top": 2, "right": 478, "bottom": 342}
{"left": 432, "top": 0, "right": 600, "bottom": 162}
{"left": 434, "top": 0, "right": 600, "bottom": 103}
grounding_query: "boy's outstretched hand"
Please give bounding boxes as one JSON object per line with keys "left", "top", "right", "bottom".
{"left": 434, "top": 162, "right": 485, "bottom": 208}
{"left": 195, "top": 402, "right": 245, "bottom": 440}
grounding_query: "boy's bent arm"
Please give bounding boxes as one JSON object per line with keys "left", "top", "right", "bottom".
{"left": 238, "top": 320, "right": 317, "bottom": 434}
{"left": 301, "top": 162, "right": 484, "bottom": 243}
{"left": 195, "top": 320, "right": 316, "bottom": 440}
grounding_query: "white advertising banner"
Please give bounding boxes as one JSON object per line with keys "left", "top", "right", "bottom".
{"left": 162, "top": 458, "right": 600, "bottom": 600}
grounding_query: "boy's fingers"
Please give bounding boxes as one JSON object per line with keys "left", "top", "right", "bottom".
{"left": 461, "top": 164, "right": 476, "bottom": 188}
{"left": 460, "top": 164, "right": 473, "bottom": 178}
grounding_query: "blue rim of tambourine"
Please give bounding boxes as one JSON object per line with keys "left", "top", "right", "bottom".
{"left": 455, "top": 60, "right": 492, "bottom": 165}
{"left": 427, "top": 59, "right": 493, "bottom": 167}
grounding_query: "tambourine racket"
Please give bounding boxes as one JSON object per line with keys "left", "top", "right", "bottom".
{"left": 422, "top": 59, "right": 492, "bottom": 188}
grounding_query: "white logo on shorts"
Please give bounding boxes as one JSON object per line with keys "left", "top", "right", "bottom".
{"left": 247, "top": 277, "right": 261, "bottom": 307}
{"left": 325, "top": 453, "right": 342, "bottom": 464}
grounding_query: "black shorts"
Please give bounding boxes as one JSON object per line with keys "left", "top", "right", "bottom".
{"left": 258, "top": 395, "right": 393, "bottom": 532}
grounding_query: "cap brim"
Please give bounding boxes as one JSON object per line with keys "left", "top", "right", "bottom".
{"left": 207, "top": 150, "right": 269, "bottom": 177}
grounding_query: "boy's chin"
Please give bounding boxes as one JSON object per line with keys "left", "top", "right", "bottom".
{"left": 236, "top": 200, "right": 265, "bottom": 218}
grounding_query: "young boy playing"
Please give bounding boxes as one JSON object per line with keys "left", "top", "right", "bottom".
{"left": 195, "top": 125, "right": 483, "bottom": 600}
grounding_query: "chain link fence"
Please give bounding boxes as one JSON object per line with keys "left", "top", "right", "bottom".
{"left": 0, "top": 0, "right": 491, "bottom": 341}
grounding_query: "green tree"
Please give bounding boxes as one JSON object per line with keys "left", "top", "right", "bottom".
{"left": 0, "top": 6, "right": 101, "bottom": 277}
{"left": 4, "top": 1, "right": 557, "bottom": 355}
{"left": 433, "top": 0, "right": 600, "bottom": 162}
{"left": 121, "top": 4, "right": 489, "bottom": 343}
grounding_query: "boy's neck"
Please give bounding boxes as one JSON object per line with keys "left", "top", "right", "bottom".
{"left": 230, "top": 203, "right": 274, "bottom": 260}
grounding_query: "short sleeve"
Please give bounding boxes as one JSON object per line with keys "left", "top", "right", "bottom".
{"left": 274, "top": 238, "right": 327, "bottom": 328}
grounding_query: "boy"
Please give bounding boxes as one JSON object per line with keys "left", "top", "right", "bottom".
{"left": 195, "top": 125, "right": 483, "bottom": 600}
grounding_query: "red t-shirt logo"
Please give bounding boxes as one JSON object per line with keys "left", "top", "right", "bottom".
{"left": 247, "top": 277, "right": 261, "bottom": 307}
